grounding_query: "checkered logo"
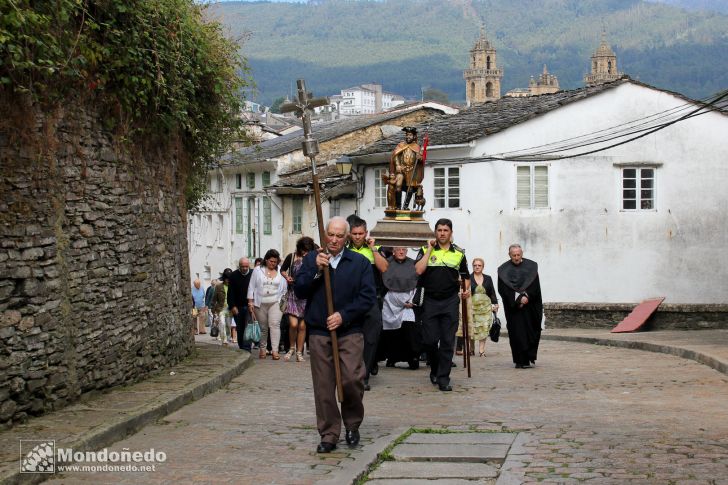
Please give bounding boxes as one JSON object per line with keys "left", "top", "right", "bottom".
{"left": 20, "top": 440, "right": 55, "bottom": 473}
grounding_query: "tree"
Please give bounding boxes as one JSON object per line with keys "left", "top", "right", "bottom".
{"left": 422, "top": 88, "right": 449, "bottom": 103}
{"left": 270, "top": 96, "right": 286, "bottom": 113}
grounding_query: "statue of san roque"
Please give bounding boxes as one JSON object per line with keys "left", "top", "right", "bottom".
{"left": 384, "top": 127, "right": 424, "bottom": 211}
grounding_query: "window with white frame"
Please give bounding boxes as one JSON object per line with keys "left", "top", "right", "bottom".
{"left": 246, "top": 172, "right": 255, "bottom": 189}
{"left": 235, "top": 174, "right": 242, "bottom": 189}
{"left": 373, "top": 168, "right": 387, "bottom": 207}
{"left": 234, "top": 197, "right": 244, "bottom": 234}
{"left": 433, "top": 166, "right": 460, "bottom": 208}
{"left": 262, "top": 171, "right": 271, "bottom": 187}
{"left": 292, "top": 197, "right": 303, "bottom": 233}
{"left": 516, "top": 164, "right": 549, "bottom": 209}
{"left": 622, "top": 167, "right": 655, "bottom": 210}
{"left": 330, "top": 198, "right": 341, "bottom": 217}
{"left": 263, "top": 197, "right": 272, "bottom": 235}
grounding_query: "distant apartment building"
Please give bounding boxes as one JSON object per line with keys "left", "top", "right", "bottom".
{"left": 334, "top": 83, "right": 406, "bottom": 115}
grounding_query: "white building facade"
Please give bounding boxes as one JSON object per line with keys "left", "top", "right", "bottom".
{"left": 353, "top": 81, "right": 728, "bottom": 305}
{"left": 187, "top": 162, "right": 282, "bottom": 284}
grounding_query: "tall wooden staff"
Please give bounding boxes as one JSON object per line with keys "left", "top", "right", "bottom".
{"left": 280, "top": 80, "right": 344, "bottom": 402}
{"left": 460, "top": 279, "right": 472, "bottom": 378}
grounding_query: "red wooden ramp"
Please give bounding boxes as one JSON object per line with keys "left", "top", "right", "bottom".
{"left": 611, "top": 297, "right": 665, "bottom": 333}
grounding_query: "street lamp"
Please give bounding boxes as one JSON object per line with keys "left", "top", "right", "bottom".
{"left": 335, "top": 155, "right": 352, "bottom": 176}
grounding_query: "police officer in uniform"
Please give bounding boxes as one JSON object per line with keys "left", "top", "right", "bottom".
{"left": 415, "top": 218, "right": 470, "bottom": 391}
{"left": 347, "top": 216, "right": 389, "bottom": 391}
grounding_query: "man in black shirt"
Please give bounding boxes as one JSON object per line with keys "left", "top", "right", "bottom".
{"left": 228, "top": 257, "right": 253, "bottom": 351}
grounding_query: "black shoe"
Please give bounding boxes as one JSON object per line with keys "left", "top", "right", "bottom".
{"left": 408, "top": 359, "right": 419, "bottom": 370}
{"left": 515, "top": 363, "right": 531, "bottom": 369}
{"left": 316, "top": 442, "right": 336, "bottom": 453}
{"left": 429, "top": 374, "right": 437, "bottom": 385}
{"left": 438, "top": 384, "right": 453, "bottom": 392}
{"left": 386, "top": 360, "right": 395, "bottom": 368}
{"left": 345, "top": 429, "right": 360, "bottom": 446}
{"left": 451, "top": 361, "right": 457, "bottom": 368}
{"left": 370, "top": 363, "right": 379, "bottom": 376}
{"left": 364, "top": 379, "right": 371, "bottom": 391}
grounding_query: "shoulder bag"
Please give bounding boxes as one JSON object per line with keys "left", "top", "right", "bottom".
{"left": 209, "top": 314, "right": 220, "bottom": 338}
{"left": 489, "top": 313, "right": 501, "bottom": 342}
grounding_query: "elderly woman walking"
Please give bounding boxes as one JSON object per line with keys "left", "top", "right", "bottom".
{"left": 247, "top": 249, "right": 288, "bottom": 360}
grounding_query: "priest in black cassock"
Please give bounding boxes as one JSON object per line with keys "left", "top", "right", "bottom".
{"left": 497, "top": 244, "right": 543, "bottom": 368}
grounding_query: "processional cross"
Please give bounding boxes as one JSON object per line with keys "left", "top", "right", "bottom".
{"left": 280, "top": 80, "right": 344, "bottom": 402}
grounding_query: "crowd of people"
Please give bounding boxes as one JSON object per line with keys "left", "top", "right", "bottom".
{"left": 190, "top": 215, "right": 543, "bottom": 452}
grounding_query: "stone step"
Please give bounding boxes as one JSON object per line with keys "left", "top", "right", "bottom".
{"left": 391, "top": 443, "right": 511, "bottom": 463}
{"left": 404, "top": 432, "right": 516, "bottom": 445}
{"left": 369, "top": 461, "right": 499, "bottom": 480}
{"left": 368, "top": 480, "right": 495, "bottom": 485}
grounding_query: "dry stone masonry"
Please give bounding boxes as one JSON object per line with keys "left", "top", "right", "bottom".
{"left": 0, "top": 102, "right": 194, "bottom": 427}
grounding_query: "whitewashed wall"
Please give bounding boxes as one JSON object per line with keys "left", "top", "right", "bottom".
{"left": 356, "top": 83, "right": 728, "bottom": 304}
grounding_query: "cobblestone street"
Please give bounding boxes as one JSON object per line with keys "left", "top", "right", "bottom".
{"left": 45, "top": 337, "right": 728, "bottom": 484}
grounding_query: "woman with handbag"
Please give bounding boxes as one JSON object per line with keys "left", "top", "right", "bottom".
{"left": 280, "top": 237, "right": 316, "bottom": 362}
{"left": 247, "top": 249, "right": 287, "bottom": 360}
{"left": 469, "top": 258, "right": 499, "bottom": 357}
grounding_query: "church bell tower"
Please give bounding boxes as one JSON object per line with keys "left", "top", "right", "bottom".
{"left": 584, "top": 29, "right": 622, "bottom": 86}
{"left": 463, "top": 25, "right": 503, "bottom": 107}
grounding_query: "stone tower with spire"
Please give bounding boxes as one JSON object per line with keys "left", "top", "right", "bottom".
{"left": 584, "top": 30, "right": 622, "bottom": 86}
{"left": 463, "top": 25, "right": 503, "bottom": 107}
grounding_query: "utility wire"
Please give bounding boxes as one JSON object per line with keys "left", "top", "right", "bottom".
{"left": 493, "top": 95, "right": 704, "bottom": 157}
{"left": 480, "top": 89, "right": 728, "bottom": 162}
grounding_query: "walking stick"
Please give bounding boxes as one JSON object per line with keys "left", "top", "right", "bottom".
{"left": 280, "top": 80, "right": 344, "bottom": 402}
{"left": 460, "top": 279, "right": 472, "bottom": 378}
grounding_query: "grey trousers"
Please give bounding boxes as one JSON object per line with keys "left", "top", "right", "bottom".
{"left": 309, "top": 332, "right": 365, "bottom": 444}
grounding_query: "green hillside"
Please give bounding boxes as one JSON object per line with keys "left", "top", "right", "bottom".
{"left": 210, "top": 0, "right": 728, "bottom": 104}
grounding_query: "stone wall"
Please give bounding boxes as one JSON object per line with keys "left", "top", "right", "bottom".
{"left": 0, "top": 101, "right": 194, "bottom": 427}
{"left": 544, "top": 303, "right": 728, "bottom": 330}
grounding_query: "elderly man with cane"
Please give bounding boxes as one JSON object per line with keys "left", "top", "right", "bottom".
{"left": 295, "top": 216, "right": 376, "bottom": 453}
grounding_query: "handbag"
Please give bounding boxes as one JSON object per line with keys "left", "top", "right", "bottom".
{"left": 210, "top": 314, "right": 220, "bottom": 338}
{"left": 489, "top": 314, "right": 501, "bottom": 342}
{"left": 412, "top": 287, "right": 425, "bottom": 307}
{"left": 279, "top": 289, "right": 289, "bottom": 313}
{"left": 244, "top": 320, "right": 261, "bottom": 342}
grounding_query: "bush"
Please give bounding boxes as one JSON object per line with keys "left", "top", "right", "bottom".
{"left": 0, "top": 0, "right": 251, "bottom": 209}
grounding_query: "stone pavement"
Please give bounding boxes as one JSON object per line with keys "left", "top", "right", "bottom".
{"left": 0, "top": 339, "right": 252, "bottom": 485}
{"left": 2, "top": 328, "right": 727, "bottom": 484}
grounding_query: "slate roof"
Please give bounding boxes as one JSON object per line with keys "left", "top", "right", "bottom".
{"left": 221, "top": 107, "right": 446, "bottom": 167}
{"left": 266, "top": 163, "right": 352, "bottom": 194}
{"left": 349, "top": 77, "right": 722, "bottom": 157}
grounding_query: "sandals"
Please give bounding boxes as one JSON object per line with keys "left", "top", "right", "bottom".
{"left": 284, "top": 349, "right": 295, "bottom": 361}
{"left": 296, "top": 351, "right": 305, "bottom": 362}
{"left": 259, "top": 350, "right": 267, "bottom": 359}
{"left": 271, "top": 352, "right": 280, "bottom": 360}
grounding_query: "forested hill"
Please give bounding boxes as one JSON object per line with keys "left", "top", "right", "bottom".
{"left": 209, "top": 0, "right": 728, "bottom": 105}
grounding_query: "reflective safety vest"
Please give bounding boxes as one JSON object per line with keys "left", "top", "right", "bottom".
{"left": 348, "top": 244, "right": 380, "bottom": 264}
{"left": 421, "top": 244, "right": 466, "bottom": 270}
